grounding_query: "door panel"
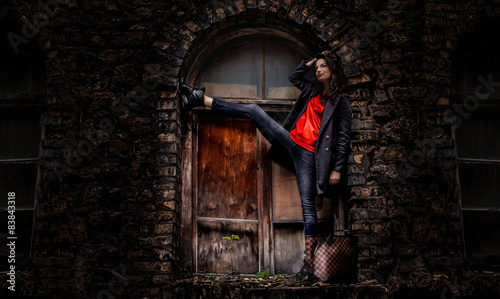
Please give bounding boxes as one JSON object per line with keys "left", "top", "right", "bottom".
{"left": 272, "top": 162, "right": 333, "bottom": 221}
{"left": 197, "top": 221, "right": 259, "bottom": 274}
{"left": 273, "top": 224, "right": 304, "bottom": 274}
{"left": 196, "top": 115, "right": 259, "bottom": 273}
{"left": 197, "top": 116, "right": 258, "bottom": 220}
{"left": 272, "top": 162, "right": 303, "bottom": 220}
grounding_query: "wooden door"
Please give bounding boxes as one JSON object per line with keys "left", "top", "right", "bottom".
{"left": 181, "top": 111, "right": 339, "bottom": 275}
{"left": 194, "top": 115, "right": 260, "bottom": 274}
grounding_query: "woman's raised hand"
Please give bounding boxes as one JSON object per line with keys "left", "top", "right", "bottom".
{"left": 307, "top": 50, "right": 331, "bottom": 67}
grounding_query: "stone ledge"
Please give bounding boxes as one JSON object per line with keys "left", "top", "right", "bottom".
{"left": 164, "top": 271, "right": 500, "bottom": 299}
{"left": 169, "top": 276, "right": 391, "bottom": 299}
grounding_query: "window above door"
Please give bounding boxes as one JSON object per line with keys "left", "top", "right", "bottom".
{"left": 200, "top": 41, "right": 306, "bottom": 101}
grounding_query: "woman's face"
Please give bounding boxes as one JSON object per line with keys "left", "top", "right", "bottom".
{"left": 315, "top": 58, "right": 332, "bottom": 88}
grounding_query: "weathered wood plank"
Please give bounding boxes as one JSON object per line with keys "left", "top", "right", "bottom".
{"left": 181, "top": 114, "right": 194, "bottom": 271}
{"left": 272, "top": 161, "right": 333, "bottom": 221}
{"left": 273, "top": 225, "right": 304, "bottom": 274}
{"left": 197, "top": 222, "right": 259, "bottom": 274}
{"left": 197, "top": 116, "right": 258, "bottom": 220}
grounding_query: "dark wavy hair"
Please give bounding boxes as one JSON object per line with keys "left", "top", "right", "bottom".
{"left": 314, "top": 52, "right": 347, "bottom": 103}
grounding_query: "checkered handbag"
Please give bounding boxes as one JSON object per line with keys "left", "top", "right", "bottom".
{"left": 313, "top": 234, "right": 358, "bottom": 283}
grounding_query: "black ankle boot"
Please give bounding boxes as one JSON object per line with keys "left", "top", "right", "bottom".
{"left": 177, "top": 77, "right": 205, "bottom": 110}
{"left": 295, "top": 236, "right": 317, "bottom": 281}
{"left": 295, "top": 258, "right": 313, "bottom": 281}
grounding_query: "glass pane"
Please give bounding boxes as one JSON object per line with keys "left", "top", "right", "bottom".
{"left": 463, "top": 210, "right": 500, "bottom": 268}
{"left": 201, "top": 43, "right": 262, "bottom": 98}
{"left": 265, "top": 43, "right": 304, "bottom": 99}
{"left": 455, "top": 107, "right": 500, "bottom": 160}
{"left": 453, "top": 60, "right": 500, "bottom": 97}
{"left": 0, "top": 109, "right": 41, "bottom": 159}
{"left": 0, "top": 163, "right": 37, "bottom": 208}
{"left": 459, "top": 163, "right": 500, "bottom": 209}
{"left": 450, "top": 21, "right": 500, "bottom": 97}
{"left": 0, "top": 210, "right": 33, "bottom": 269}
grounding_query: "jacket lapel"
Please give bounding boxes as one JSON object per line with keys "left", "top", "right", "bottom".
{"left": 318, "top": 94, "right": 341, "bottom": 137}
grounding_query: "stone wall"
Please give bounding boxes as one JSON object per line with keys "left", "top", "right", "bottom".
{"left": 1, "top": 0, "right": 499, "bottom": 298}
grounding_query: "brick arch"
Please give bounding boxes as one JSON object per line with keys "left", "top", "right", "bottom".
{"left": 153, "top": 0, "right": 382, "bottom": 284}
{"left": 158, "top": 0, "right": 375, "bottom": 88}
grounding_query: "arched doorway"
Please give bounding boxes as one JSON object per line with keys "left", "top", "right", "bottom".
{"left": 181, "top": 30, "right": 336, "bottom": 275}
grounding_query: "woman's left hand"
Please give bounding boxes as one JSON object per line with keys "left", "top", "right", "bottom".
{"left": 329, "top": 170, "right": 341, "bottom": 185}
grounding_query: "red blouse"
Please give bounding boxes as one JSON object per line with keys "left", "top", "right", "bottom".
{"left": 290, "top": 93, "right": 326, "bottom": 153}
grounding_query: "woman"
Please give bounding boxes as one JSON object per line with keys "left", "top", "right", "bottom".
{"left": 178, "top": 50, "right": 352, "bottom": 280}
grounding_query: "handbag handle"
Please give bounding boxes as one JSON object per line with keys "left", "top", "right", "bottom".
{"left": 333, "top": 229, "right": 351, "bottom": 236}
{"left": 327, "top": 229, "right": 352, "bottom": 245}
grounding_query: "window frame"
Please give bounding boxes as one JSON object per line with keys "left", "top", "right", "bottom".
{"left": 0, "top": 35, "right": 46, "bottom": 270}
{"left": 0, "top": 97, "right": 44, "bottom": 271}
{"left": 455, "top": 97, "right": 500, "bottom": 268}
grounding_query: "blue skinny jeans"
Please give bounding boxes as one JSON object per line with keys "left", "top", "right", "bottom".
{"left": 212, "top": 99, "right": 318, "bottom": 236}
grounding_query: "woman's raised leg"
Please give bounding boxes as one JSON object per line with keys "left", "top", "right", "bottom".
{"left": 210, "top": 98, "right": 289, "bottom": 149}
{"left": 178, "top": 81, "right": 288, "bottom": 148}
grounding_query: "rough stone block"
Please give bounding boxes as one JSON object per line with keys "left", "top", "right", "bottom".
{"left": 154, "top": 223, "right": 174, "bottom": 234}
{"left": 160, "top": 191, "right": 177, "bottom": 202}
{"left": 348, "top": 152, "right": 364, "bottom": 164}
{"left": 348, "top": 175, "right": 366, "bottom": 186}
{"left": 348, "top": 164, "right": 364, "bottom": 174}
{"left": 43, "top": 116, "right": 63, "bottom": 126}
{"left": 158, "top": 166, "right": 179, "bottom": 177}
{"left": 380, "top": 48, "right": 402, "bottom": 63}
{"left": 376, "top": 64, "right": 402, "bottom": 85}
{"left": 41, "top": 149, "right": 64, "bottom": 159}
{"left": 352, "top": 130, "right": 380, "bottom": 142}
{"left": 132, "top": 262, "right": 172, "bottom": 273}
{"left": 352, "top": 119, "right": 377, "bottom": 130}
